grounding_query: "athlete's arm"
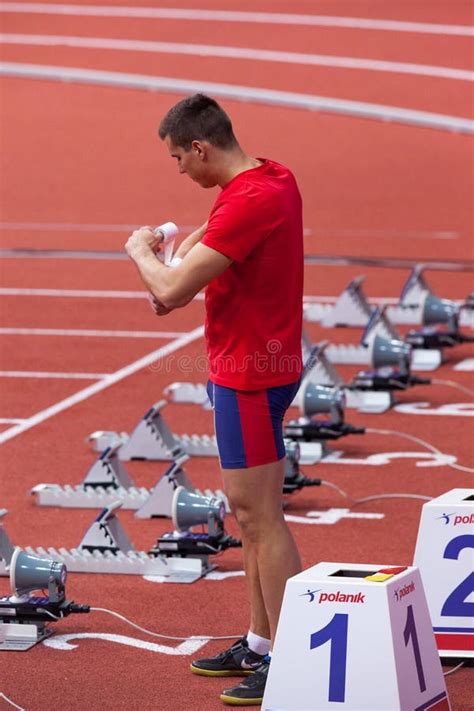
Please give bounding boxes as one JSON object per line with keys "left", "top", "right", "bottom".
{"left": 174, "top": 221, "right": 208, "bottom": 259}
{"left": 125, "top": 228, "right": 231, "bottom": 310}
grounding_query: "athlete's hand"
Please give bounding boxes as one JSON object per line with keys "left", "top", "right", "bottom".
{"left": 148, "top": 293, "right": 172, "bottom": 316}
{"left": 125, "top": 226, "right": 162, "bottom": 259}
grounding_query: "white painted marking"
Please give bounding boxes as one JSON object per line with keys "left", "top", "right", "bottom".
{"left": 0, "top": 418, "right": 25, "bottom": 424}
{"left": 0, "top": 4, "right": 472, "bottom": 36}
{"left": 0, "top": 287, "right": 147, "bottom": 298}
{"left": 1, "top": 34, "right": 471, "bottom": 81}
{"left": 43, "top": 632, "right": 209, "bottom": 655}
{"left": 454, "top": 358, "right": 474, "bottom": 371}
{"left": 0, "top": 370, "right": 108, "bottom": 379}
{"left": 0, "top": 223, "right": 458, "bottom": 238}
{"left": 0, "top": 221, "right": 198, "bottom": 232}
{"left": 325, "top": 451, "right": 458, "bottom": 467}
{"left": 0, "top": 325, "right": 204, "bottom": 444}
{"left": 144, "top": 570, "right": 245, "bottom": 583}
{"left": 0, "top": 287, "right": 448, "bottom": 306}
{"left": 284, "top": 509, "right": 384, "bottom": 525}
{"left": 1, "top": 63, "right": 472, "bottom": 134}
{"left": 394, "top": 402, "right": 474, "bottom": 416}
{"left": 0, "top": 327, "right": 184, "bottom": 338}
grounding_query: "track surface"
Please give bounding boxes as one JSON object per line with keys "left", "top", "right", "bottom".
{"left": 0, "top": 2, "right": 473, "bottom": 710}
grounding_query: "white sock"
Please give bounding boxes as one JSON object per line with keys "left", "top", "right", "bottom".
{"left": 247, "top": 630, "right": 271, "bottom": 656}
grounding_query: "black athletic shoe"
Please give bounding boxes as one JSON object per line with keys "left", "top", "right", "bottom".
{"left": 220, "top": 660, "right": 269, "bottom": 706}
{"left": 190, "top": 637, "right": 266, "bottom": 677}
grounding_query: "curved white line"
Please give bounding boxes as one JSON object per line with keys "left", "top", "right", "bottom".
{"left": 1, "top": 34, "right": 471, "bottom": 81}
{"left": 0, "top": 3, "right": 472, "bottom": 36}
{"left": 1, "top": 62, "right": 473, "bottom": 133}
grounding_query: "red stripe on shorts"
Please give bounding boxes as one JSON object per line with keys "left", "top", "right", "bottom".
{"left": 236, "top": 390, "right": 278, "bottom": 468}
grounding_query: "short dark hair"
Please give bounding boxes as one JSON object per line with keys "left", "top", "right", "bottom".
{"left": 158, "top": 94, "right": 237, "bottom": 151}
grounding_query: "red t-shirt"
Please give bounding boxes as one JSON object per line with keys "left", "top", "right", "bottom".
{"left": 201, "top": 158, "right": 303, "bottom": 390}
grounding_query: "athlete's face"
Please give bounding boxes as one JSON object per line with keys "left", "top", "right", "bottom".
{"left": 164, "top": 136, "right": 216, "bottom": 188}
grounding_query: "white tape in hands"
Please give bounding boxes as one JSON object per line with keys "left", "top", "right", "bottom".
{"left": 153, "top": 222, "right": 179, "bottom": 267}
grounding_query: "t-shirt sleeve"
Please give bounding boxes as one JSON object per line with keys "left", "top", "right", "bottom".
{"left": 202, "top": 184, "right": 279, "bottom": 263}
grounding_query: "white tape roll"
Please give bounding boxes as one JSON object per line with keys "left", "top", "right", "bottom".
{"left": 154, "top": 222, "right": 179, "bottom": 243}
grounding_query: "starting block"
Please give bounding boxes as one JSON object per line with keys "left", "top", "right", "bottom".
{"left": 304, "top": 267, "right": 474, "bottom": 330}
{"left": 263, "top": 562, "right": 450, "bottom": 711}
{"left": 299, "top": 342, "right": 394, "bottom": 414}
{"left": 0, "top": 504, "right": 215, "bottom": 583}
{"left": 414, "top": 488, "right": 474, "bottom": 659}
{"left": 32, "top": 449, "right": 228, "bottom": 516}
{"left": 322, "top": 306, "right": 442, "bottom": 372}
{"left": 88, "top": 400, "right": 218, "bottom": 460}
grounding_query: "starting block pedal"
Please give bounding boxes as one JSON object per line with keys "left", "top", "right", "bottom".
{"left": 0, "top": 504, "right": 215, "bottom": 583}
{"left": 88, "top": 400, "right": 218, "bottom": 460}
{"left": 414, "top": 488, "right": 474, "bottom": 659}
{"left": 263, "top": 561, "right": 450, "bottom": 711}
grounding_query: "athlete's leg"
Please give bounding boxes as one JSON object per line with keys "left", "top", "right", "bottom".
{"left": 222, "top": 458, "right": 301, "bottom": 644}
{"left": 241, "top": 536, "right": 271, "bottom": 639}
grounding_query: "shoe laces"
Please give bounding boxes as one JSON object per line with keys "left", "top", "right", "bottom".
{"left": 216, "top": 637, "right": 247, "bottom": 662}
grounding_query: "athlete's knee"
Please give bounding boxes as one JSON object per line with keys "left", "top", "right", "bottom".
{"left": 230, "top": 500, "right": 281, "bottom": 543}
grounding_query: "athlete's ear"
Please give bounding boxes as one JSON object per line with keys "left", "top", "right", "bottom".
{"left": 191, "top": 140, "right": 207, "bottom": 161}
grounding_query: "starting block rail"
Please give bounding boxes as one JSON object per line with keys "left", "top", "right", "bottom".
{"left": 32, "top": 450, "right": 229, "bottom": 515}
{"left": 0, "top": 504, "right": 215, "bottom": 583}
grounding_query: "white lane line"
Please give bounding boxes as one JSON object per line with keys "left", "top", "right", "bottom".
{"left": 1, "top": 64, "right": 473, "bottom": 134}
{"left": 0, "top": 287, "right": 363, "bottom": 303}
{"left": 0, "top": 221, "right": 198, "bottom": 232}
{"left": 0, "top": 287, "right": 207, "bottom": 301}
{"left": 0, "top": 418, "right": 26, "bottom": 424}
{"left": 2, "top": 289, "right": 469, "bottom": 308}
{"left": 0, "top": 325, "right": 204, "bottom": 445}
{"left": 0, "top": 370, "right": 108, "bottom": 379}
{"left": 1, "top": 34, "right": 471, "bottom": 81}
{"left": 0, "top": 327, "right": 185, "bottom": 337}
{"left": 0, "top": 4, "right": 472, "bottom": 36}
{"left": 0, "top": 224, "right": 458, "bottom": 239}
{"left": 0, "top": 287, "right": 147, "bottom": 298}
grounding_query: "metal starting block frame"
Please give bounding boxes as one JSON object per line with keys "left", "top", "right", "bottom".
{"left": 307, "top": 304, "right": 442, "bottom": 371}
{"left": 0, "top": 505, "right": 215, "bottom": 583}
{"left": 300, "top": 342, "right": 394, "bottom": 414}
{"left": 88, "top": 400, "right": 218, "bottom": 460}
{"left": 304, "top": 267, "right": 474, "bottom": 329}
{"left": 32, "top": 449, "right": 228, "bottom": 515}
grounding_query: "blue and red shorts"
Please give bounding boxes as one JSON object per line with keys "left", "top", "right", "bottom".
{"left": 207, "top": 380, "right": 300, "bottom": 469}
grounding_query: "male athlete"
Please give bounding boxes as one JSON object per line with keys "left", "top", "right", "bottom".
{"left": 125, "top": 94, "right": 303, "bottom": 706}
